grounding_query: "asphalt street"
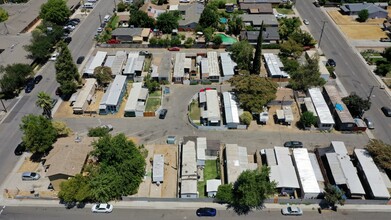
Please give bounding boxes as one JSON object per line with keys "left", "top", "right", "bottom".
{"left": 0, "top": 206, "right": 390, "bottom": 220}
{"left": 295, "top": 1, "right": 391, "bottom": 144}
{"left": 0, "top": 0, "right": 116, "bottom": 186}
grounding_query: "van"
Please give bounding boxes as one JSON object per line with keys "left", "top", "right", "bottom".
{"left": 83, "top": 3, "right": 94, "bottom": 9}
{"left": 103, "top": 15, "right": 111, "bottom": 22}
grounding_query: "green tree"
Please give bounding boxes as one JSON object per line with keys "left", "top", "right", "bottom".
{"left": 20, "top": 114, "right": 57, "bottom": 153}
{"left": 342, "top": 93, "right": 371, "bottom": 117}
{"left": 88, "top": 127, "right": 110, "bottom": 137}
{"left": 0, "top": 63, "right": 33, "bottom": 96}
{"left": 129, "top": 10, "right": 154, "bottom": 28}
{"left": 94, "top": 66, "right": 112, "bottom": 87}
{"left": 366, "top": 139, "right": 391, "bottom": 172}
{"left": 280, "top": 57, "right": 300, "bottom": 73}
{"left": 374, "top": 63, "right": 391, "bottom": 77}
{"left": 279, "top": 38, "right": 303, "bottom": 58}
{"left": 36, "top": 92, "right": 53, "bottom": 119}
{"left": 144, "top": 75, "right": 160, "bottom": 93}
{"left": 229, "top": 74, "right": 277, "bottom": 113}
{"left": 252, "top": 22, "right": 263, "bottom": 75}
{"left": 156, "top": 12, "right": 179, "bottom": 34}
{"left": 222, "top": 167, "right": 277, "bottom": 214}
{"left": 24, "top": 29, "right": 53, "bottom": 61}
{"left": 300, "top": 111, "right": 317, "bottom": 128}
{"left": 227, "top": 15, "right": 243, "bottom": 36}
{"left": 199, "top": 6, "right": 219, "bottom": 29}
{"left": 212, "top": 35, "right": 223, "bottom": 47}
{"left": 184, "top": 37, "right": 194, "bottom": 48}
{"left": 203, "top": 27, "right": 214, "bottom": 43}
{"left": 0, "top": 7, "right": 9, "bottom": 22}
{"left": 55, "top": 41, "right": 80, "bottom": 96}
{"left": 215, "top": 183, "right": 233, "bottom": 204}
{"left": 170, "top": 36, "right": 181, "bottom": 46}
{"left": 228, "top": 41, "right": 254, "bottom": 71}
{"left": 290, "top": 31, "right": 316, "bottom": 47}
{"left": 278, "top": 17, "right": 301, "bottom": 40}
{"left": 157, "top": 0, "right": 168, "bottom": 5}
{"left": 89, "top": 134, "right": 146, "bottom": 202}
{"left": 59, "top": 174, "right": 91, "bottom": 203}
{"left": 117, "top": 1, "right": 127, "bottom": 12}
{"left": 324, "top": 184, "right": 345, "bottom": 207}
{"left": 357, "top": 9, "right": 369, "bottom": 22}
{"left": 39, "top": 0, "right": 71, "bottom": 25}
{"left": 52, "top": 121, "right": 72, "bottom": 137}
{"left": 382, "top": 47, "right": 391, "bottom": 62}
{"left": 240, "top": 111, "right": 253, "bottom": 126}
{"left": 289, "top": 55, "right": 326, "bottom": 91}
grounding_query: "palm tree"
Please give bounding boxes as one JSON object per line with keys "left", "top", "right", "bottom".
{"left": 36, "top": 92, "right": 53, "bottom": 119}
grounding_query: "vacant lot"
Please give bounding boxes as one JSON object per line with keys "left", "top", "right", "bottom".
{"left": 327, "top": 10, "right": 387, "bottom": 40}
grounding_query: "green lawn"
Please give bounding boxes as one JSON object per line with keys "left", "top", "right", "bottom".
{"left": 197, "top": 160, "right": 220, "bottom": 198}
{"left": 189, "top": 100, "right": 200, "bottom": 121}
{"left": 211, "top": 0, "right": 236, "bottom": 4}
{"left": 145, "top": 98, "right": 161, "bottom": 112}
{"left": 144, "top": 58, "right": 152, "bottom": 72}
{"left": 149, "top": 90, "right": 162, "bottom": 98}
{"left": 276, "top": 8, "right": 294, "bottom": 14}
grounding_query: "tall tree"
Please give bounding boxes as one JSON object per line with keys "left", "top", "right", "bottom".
{"left": 36, "top": 92, "right": 53, "bottom": 119}
{"left": 342, "top": 93, "right": 371, "bottom": 117}
{"left": 278, "top": 17, "right": 301, "bottom": 40}
{"left": 0, "top": 63, "right": 33, "bottom": 96}
{"left": 289, "top": 31, "right": 316, "bottom": 47}
{"left": 289, "top": 54, "right": 325, "bottom": 91}
{"left": 20, "top": 114, "right": 57, "bottom": 153}
{"left": 59, "top": 174, "right": 91, "bottom": 203}
{"left": 252, "top": 22, "right": 263, "bottom": 75}
{"left": 55, "top": 41, "right": 80, "bottom": 96}
{"left": 199, "top": 6, "right": 219, "bottom": 29}
{"left": 94, "top": 66, "right": 112, "bottom": 88}
{"left": 228, "top": 41, "right": 254, "bottom": 71}
{"left": 227, "top": 15, "right": 243, "bottom": 36}
{"left": 39, "top": 0, "right": 71, "bottom": 25}
{"left": 382, "top": 47, "right": 391, "bottom": 62}
{"left": 156, "top": 12, "right": 179, "bottom": 34}
{"left": 216, "top": 167, "right": 276, "bottom": 214}
{"left": 129, "top": 10, "right": 154, "bottom": 28}
{"left": 357, "top": 9, "right": 369, "bottom": 22}
{"left": 24, "top": 29, "right": 53, "bottom": 61}
{"left": 279, "top": 38, "right": 303, "bottom": 58}
{"left": 229, "top": 74, "right": 277, "bottom": 113}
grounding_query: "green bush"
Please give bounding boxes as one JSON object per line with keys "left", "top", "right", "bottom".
{"left": 262, "top": 44, "right": 281, "bottom": 49}
{"left": 88, "top": 127, "right": 109, "bottom": 137}
{"left": 117, "top": 2, "right": 127, "bottom": 12}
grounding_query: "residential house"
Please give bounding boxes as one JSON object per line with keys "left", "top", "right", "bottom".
{"left": 340, "top": 3, "right": 388, "bottom": 19}
{"left": 173, "top": 53, "right": 187, "bottom": 83}
{"left": 239, "top": 3, "right": 273, "bottom": 14}
{"left": 207, "top": 51, "right": 220, "bottom": 82}
{"left": 84, "top": 51, "right": 107, "bottom": 76}
{"left": 307, "top": 88, "right": 335, "bottom": 130}
{"left": 240, "top": 27, "right": 280, "bottom": 43}
{"left": 111, "top": 28, "right": 151, "bottom": 43}
{"left": 238, "top": 0, "right": 283, "bottom": 7}
{"left": 140, "top": 2, "right": 167, "bottom": 19}
{"left": 263, "top": 53, "right": 289, "bottom": 78}
{"left": 219, "top": 53, "right": 237, "bottom": 81}
{"left": 240, "top": 14, "right": 278, "bottom": 29}
{"left": 178, "top": 3, "right": 205, "bottom": 31}
{"left": 151, "top": 52, "right": 171, "bottom": 82}
{"left": 200, "top": 89, "right": 221, "bottom": 126}
{"left": 222, "top": 92, "right": 240, "bottom": 129}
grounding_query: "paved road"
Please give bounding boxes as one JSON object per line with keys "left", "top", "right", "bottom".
{"left": 0, "top": 206, "right": 390, "bottom": 220}
{"left": 295, "top": 1, "right": 391, "bottom": 144}
{"left": 0, "top": 0, "right": 116, "bottom": 185}
{"left": 61, "top": 85, "right": 370, "bottom": 152}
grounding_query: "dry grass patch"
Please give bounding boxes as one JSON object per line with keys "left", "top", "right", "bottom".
{"left": 18, "top": 157, "right": 40, "bottom": 173}
{"left": 339, "top": 25, "right": 387, "bottom": 40}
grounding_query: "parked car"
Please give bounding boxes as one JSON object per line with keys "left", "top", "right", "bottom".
{"left": 168, "top": 47, "right": 180, "bottom": 51}
{"left": 159, "top": 109, "right": 168, "bottom": 119}
{"left": 284, "top": 141, "right": 303, "bottom": 148}
{"left": 66, "top": 21, "right": 78, "bottom": 26}
{"left": 49, "top": 52, "right": 59, "bottom": 61}
{"left": 364, "top": 117, "right": 374, "bottom": 129}
{"left": 303, "top": 19, "right": 309, "bottom": 25}
{"left": 22, "top": 172, "right": 40, "bottom": 181}
{"left": 25, "top": 79, "right": 35, "bottom": 93}
{"left": 326, "top": 58, "right": 336, "bottom": 67}
{"left": 97, "top": 27, "right": 103, "bottom": 33}
{"left": 380, "top": 37, "right": 391, "bottom": 42}
{"left": 281, "top": 206, "right": 303, "bottom": 216}
{"left": 196, "top": 207, "right": 216, "bottom": 217}
{"left": 76, "top": 56, "right": 85, "bottom": 64}
{"left": 62, "top": 36, "right": 72, "bottom": 44}
{"left": 91, "top": 203, "right": 113, "bottom": 213}
{"left": 34, "top": 75, "right": 43, "bottom": 84}
{"left": 381, "top": 106, "right": 391, "bottom": 117}
{"left": 51, "top": 98, "right": 58, "bottom": 108}
{"left": 139, "top": 50, "right": 150, "bottom": 55}
{"left": 100, "top": 124, "right": 113, "bottom": 131}
{"left": 55, "top": 87, "right": 62, "bottom": 96}
{"left": 14, "top": 142, "right": 26, "bottom": 156}
{"left": 275, "top": 13, "right": 287, "bottom": 19}
{"left": 313, "top": 1, "right": 320, "bottom": 7}
{"left": 69, "top": 18, "right": 80, "bottom": 24}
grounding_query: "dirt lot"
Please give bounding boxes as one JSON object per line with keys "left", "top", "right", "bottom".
{"left": 327, "top": 10, "right": 387, "bottom": 40}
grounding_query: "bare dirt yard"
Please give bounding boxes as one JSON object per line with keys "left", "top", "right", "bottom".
{"left": 327, "top": 10, "right": 387, "bottom": 40}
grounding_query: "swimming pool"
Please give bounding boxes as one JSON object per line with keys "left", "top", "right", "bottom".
{"left": 216, "top": 33, "right": 237, "bottom": 44}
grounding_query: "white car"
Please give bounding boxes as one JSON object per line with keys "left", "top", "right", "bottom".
{"left": 275, "top": 13, "right": 287, "bottom": 19}
{"left": 281, "top": 206, "right": 303, "bottom": 216}
{"left": 99, "top": 124, "right": 113, "bottom": 131}
{"left": 97, "top": 27, "right": 103, "bottom": 33}
{"left": 49, "top": 52, "right": 59, "bottom": 61}
{"left": 91, "top": 203, "right": 113, "bottom": 213}
{"left": 303, "top": 19, "right": 309, "bottom": 25}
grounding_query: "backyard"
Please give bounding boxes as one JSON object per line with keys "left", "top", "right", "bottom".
{"left": 189, "top": 100, "right": 200, "bottom": 123}
{"left": 145, "top": 90, "right": 162, "bottom": 112}
{"left": 197, "top": 160, "right": 220, "bottom": 198}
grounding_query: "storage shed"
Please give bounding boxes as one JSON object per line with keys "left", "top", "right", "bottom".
{"left": 72, "top": 78, "right": 97, "bottom": 114}
{"left": 152, "top": 154, "right": 164, "bottom": 183}
{"left": 206, "top": 179, "right": 222, "bottom": 198}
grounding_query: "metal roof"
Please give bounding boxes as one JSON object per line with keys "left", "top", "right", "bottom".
{"left": 132, "top": 56, "right": 145, "bottom": 73}
{"left": 123, "top": 52, "right": 139, "bottom": 74}
{"left": 181, "top": 179, "right": 198, "bottom": 195}
{"left": 220, "top": 53, "right": 236, "bottom": 76}
{"left": 308, "top": 88, "right": 335, "bottom": 124}
{"left": 101, "top": 75, "right": 127, "bottom": 106}
{"left": 206, "top": 179, "right": 222, "bottom": 192}
{"left": 283, "top": 106, "right": 294, "bottom": 122}
{"left": 111, "top": 51, "right": 127, "bottom": 75}
{"left": 151, "top": 64, "right": 159, "bottom": 78}
{"left": 354, "top": 149, "right": 390, "bottom": 199}
{"left": 265, "top": 148, "right": 277, "bottom": 166}
{"left": 263, "top": 53, "right": 289, "bottom": 78}
{"left": 201, "top": 58, "right": 209, "bottom": 74}
{"left": 85, "top": 51, "right": 107, "bottom": 75}
{"left": 207, "top": 52, "right": 220, "bottom": 77}
{"left": 308, "top": 153, "right": 324, "bottom": 182}
{"left": 304, "top": 97, "right": 318, "bottom": 117}
{"left": 182, "top": 141, "right": 197, "bottom": 178}
{"left": 293, "top": 148, "right": 321, "bottom": 194}
{"left": 225, "top": 144, "right": 256, "bottom": 184}
{"left": 205, "top": 89, "right": 221, "bottom": 122}
{"left": 199, "top": 91, "right": 206, "bottom": 103}
{"left": 152, "top": 154, "right": 164, "bottom": 182}
{"left": 323, "top": 85, "right": 354, "bottom": 124}
{"left": 184, "top": 58, "right": 192, "bottom": 69}
{"left": 240, "top": 14, "right": 279, "bottom": 26}
{"left": 73, "top": 78, "right": 96, "bottom": 111}
{"left": 223, "top": 92, "right": 240, "bottom": 124}
{"left": 174, "top": 53, "right": 186, "bottom": 78}
{"left": 196, "top": 137, "right": 207, "bottom": 161}
{"left": 269, "top": 147, "right": 300, "bottom": 189}
{"left": 158, "top": 52, "right": 172, "bottom": 79}
{"left": 125, "top": 82, "right": 142, "bottom": 112}
{"left": 104, "top": 56, "right": 115, "bottom": 68}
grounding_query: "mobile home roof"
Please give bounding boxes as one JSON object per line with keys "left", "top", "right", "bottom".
{"left": 293, "top": 148, "right": 321, "bottom": 194}
{"left": 223, "top": 92, "right": 240, "bottom": 124}
{"left": 85, "top": 51, "right": 107, "bottom": 75}
{"left": 308, "top": 87, "right": 335, "bottom": 124}
{"left": 207, "top": 51, "right": 220, "bottom": 77}
{"left": 124, "top": 82, "right": 142, "bottom": 112}
{"left": 73, "top": 78, "right": 96, "bottom": 110}
{"left": 103, "top": 75, "right": 127, "bottom": 106}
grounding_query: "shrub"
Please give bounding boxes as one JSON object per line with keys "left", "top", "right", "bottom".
{"left": 88, "top": 127, "right": 109, "bottom": 137}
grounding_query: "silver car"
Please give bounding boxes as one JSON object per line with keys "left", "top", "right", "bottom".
{"left": 22, "top": 172, "right": 40, "bottom": 181}
{"left": 281, "top": 206, "right": 303, "bottom": 216}
{"left": 364, "top": 117, "right": 374, "bottom": 129}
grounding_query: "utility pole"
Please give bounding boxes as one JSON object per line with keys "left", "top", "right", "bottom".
{"left": 367, "top": 85, "right": 375, "bottom": 101}
{"left": 113, "top": 0, "right": 117, "bottom": 12}
{"left": 98, "top": 13, "right": 102, "bottom": 25}
{"left": 318, "top": 21, "right": 327, "bottom": 48}
{"left": 0, "top": 99, "right": 7, "bottom": 113}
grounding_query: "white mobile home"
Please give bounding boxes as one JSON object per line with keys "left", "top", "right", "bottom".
{"left": 222, "top": 92, "right": 240, "bottom": 129}
{"left": 308, "top": 88, "right": 335, "bottom": 130}
{"left": 220, "top": 53, "right": 236, "bottom": 81}
{"left": 72, "top": 79, "right": 97, "bottom": 114}
{"left": 124, "top": 82, "right": 148, "bottom": 117}
{"left": 207, "top": 51, "right": 220, "bottom": 82}
{"left": 111, "top": 51, "right": 127, "bottom": 75}
{"left": 99, "top": 75, "right": 127, "bottom": 115}
{"left": 84, "top": 51, "right": 107, "bottom": 76}
{"left": 196, "top": 137, "right": 206, "bottom": 167}
{"left": 224, "top": 144, "right": 257, "bottom": 184}
{"left": 173, "top": 53, "right": 186, "bottom": 83}
{"left": 200, "top": 58, "right": 209, "bottom": 79}
{"left": 201, "top": 89, "right": 221, "bottom": 126}
{"left": 152, "top": 154, "right": 164, "bottom": 183}
{"left": 263, "top": 53, "right": 289, "bottom": 78}
{"left": 123, "top": 52, "right": 139, "bottom": 78}
{"left": 180, "top": 141, "right": 198, "bottom": 198}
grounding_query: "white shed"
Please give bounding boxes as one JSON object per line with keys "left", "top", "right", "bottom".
{"left": 152, "top": 154, "right": 164, "bottom": 183}
{"left": 206, "top": 179, "right": 221, "bottom": 198}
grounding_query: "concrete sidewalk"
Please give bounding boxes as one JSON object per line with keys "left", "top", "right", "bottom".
{"left": 1, "top": 198, "right": 391, "bottom": 212}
